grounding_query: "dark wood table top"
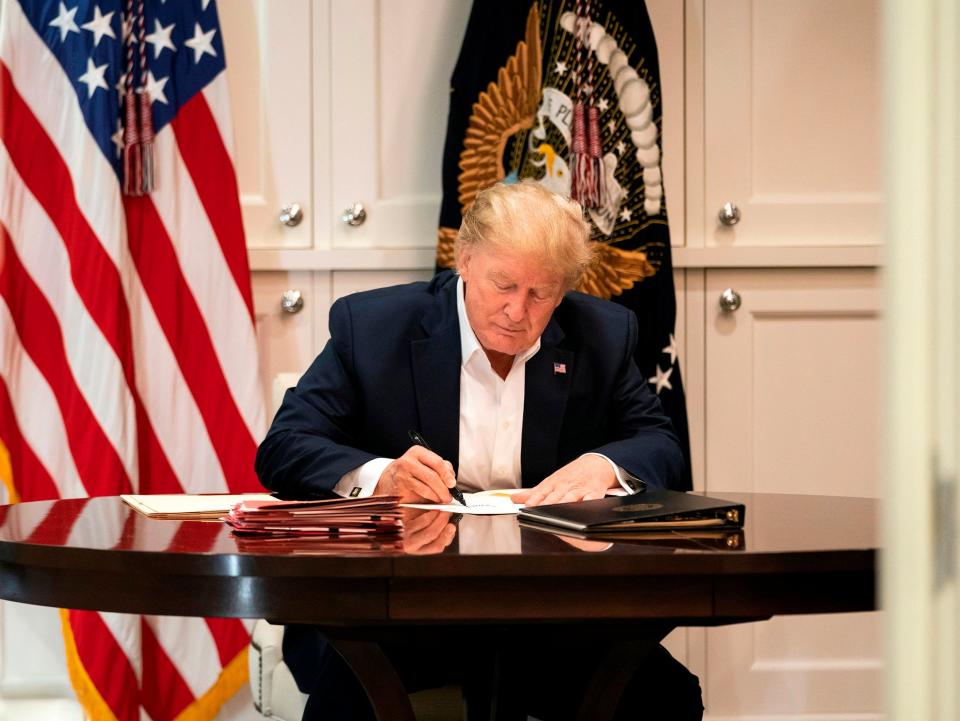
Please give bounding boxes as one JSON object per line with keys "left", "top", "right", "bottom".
{"left": 0, "top": 492, "right": 877, "bottom": 625}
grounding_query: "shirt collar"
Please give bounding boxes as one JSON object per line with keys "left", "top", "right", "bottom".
{"left": 456, "top": 275, "right": 541, "bottom": 369}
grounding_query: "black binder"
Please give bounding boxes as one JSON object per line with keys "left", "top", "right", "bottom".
{"left": 517, "top": 489, "right": 745, "bottom": 533}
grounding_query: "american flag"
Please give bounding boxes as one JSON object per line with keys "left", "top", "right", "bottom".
{"left": 0, "top": 0, "right": 265, "bottom": 719}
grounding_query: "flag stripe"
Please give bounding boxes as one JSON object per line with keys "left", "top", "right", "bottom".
{"left": 69, "top": 610, "right": 140, "bottom": 721}
{"left": 0, "top": 62, "right": 131, "bottom": 366}
{"left": 0, "top": 379, "right": 59, "bottom": 501}
{"left": 150, "top": 124, "right": 264, "bottom": 441}
{"left": 201, "top": 76, "right": 236, "bottom": 164}
{"left": 123, "top": 197, "right": 258, "bottom": 491}
{"left": 171, "top": 91, "right": 254, "bottom": 321}
{"left": 127, "top": 285, "right": 229, "bottom": 494}
{"left": 132, "top": 397, "right": 182, "bottom": 494}
{"left": 0, "top": 230, "right": 131, "bottom": 495}
{"left": 0, "top": 298, "right": 85, "bottom": 498}
{"left": 0, "top": 143, "right": 140, "bottom": 485}
{"left": 147, "top": 616, "right": 220, "bottom": 699}
{"left": 142, "top": 620, "right": 203, "bottom": 721}
{"left": 203, "top": 618, "right": 252, "bottom": 669}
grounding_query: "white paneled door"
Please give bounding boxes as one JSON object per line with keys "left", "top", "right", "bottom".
{"left": 702, "top": 0, "right": 882, "bottom": 248}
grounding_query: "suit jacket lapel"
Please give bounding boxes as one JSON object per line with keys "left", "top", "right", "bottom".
{"left": 521, "top": 317, "right": 573, "bottom": 486}
{"left": 411, "top": 280, "right": 461, "bottom": 472}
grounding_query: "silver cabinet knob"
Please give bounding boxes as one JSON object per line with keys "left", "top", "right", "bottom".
{"left": 280, "top": 289, "right": 304, "bottom": 314}
{"left": 719, "top": 288, "right": 742, "bottom": 312}
{"left": 718, "top": 202, "right": 741, "bottom": 226}
{"left": 340, "top": 202, "right": 367, "bottom": 226}
{"left": 279, "top": 203, "right": 303, "bottom": 227}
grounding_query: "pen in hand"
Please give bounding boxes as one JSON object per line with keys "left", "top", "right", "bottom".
{"left": 407, "top": 429, "right": 466, "bottom": 506}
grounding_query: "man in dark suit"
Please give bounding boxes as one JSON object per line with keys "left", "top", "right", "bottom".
{"left": 255, "top": 181, "right": 701, "bottom": 720}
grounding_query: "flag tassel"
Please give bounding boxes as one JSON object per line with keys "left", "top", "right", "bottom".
{"left": 138, "top": 90, "right": 156, "bottom": 193}
{"left": 122, "top": 88, "right": 142, "bottom": 196}
{"left": 586, "top": 104, "right": 606, "bottom": 208}
{"left": 571, "top": 102, "right": 590, "bottom": 205}
{"left": 571, "top": 102, "right": 603, "bottom": 208}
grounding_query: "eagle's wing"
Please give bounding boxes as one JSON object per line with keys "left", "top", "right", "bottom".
{"left": 577, "top": 243, "right": 657, "bottom": 299}
{"left": 457, "top": 3, "right": 543, "bottom": 214}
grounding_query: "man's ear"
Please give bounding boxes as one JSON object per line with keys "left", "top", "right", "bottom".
{"left": 457, "top": 248, "right": 472, "bottom": 281}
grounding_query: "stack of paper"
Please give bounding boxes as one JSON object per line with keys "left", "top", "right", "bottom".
{"left": 232, "top": 535, "right": 404, "bottom": 555}
{"left": 223, "top": 496, "right": 403, "bottom": 541}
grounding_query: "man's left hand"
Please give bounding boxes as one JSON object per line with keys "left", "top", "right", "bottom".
{"left": 512, "top": 455, "right": 618, "bottom": 507}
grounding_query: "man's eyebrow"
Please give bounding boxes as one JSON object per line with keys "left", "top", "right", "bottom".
{"left": 487, "top": 269, "right": 559, "bottom": 292}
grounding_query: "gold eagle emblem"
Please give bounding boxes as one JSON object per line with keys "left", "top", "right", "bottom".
{"left": 437, "top": 3, "right": 656, "bottom": 300}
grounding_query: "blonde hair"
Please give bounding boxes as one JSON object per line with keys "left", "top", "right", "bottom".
{"left": 455, "top": 181, "right": 593, "bottom": 290}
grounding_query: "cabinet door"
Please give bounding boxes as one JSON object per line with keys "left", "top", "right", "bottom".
{"left": 702, "top": 268, "right": 881, "bottom": 718}
{"left": 221, "top": 0, "right": 316, "bottom": 250}
{"left": 705, "top": 269, "right": 881, "bottom": 495}
{"left": 327, "top": 0, "right": 472, "bottom": 250}
{"left": 702, "top": 0, "right": 881, "bottom": 247}
{"left": 252, "top": 271, "right": 322, "bottom": 414}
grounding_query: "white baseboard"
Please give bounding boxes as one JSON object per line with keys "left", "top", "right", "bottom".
{"left": 0, "top": 698, "right": 84, "bottom": 721}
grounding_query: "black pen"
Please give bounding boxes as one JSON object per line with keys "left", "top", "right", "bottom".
{"left": 407, "top": 429, "right": 466, "bottom": 506}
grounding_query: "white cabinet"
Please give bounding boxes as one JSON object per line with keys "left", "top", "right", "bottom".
{"left": 220, "top": 0, "right": 316, "bottom": 250}
{"left": 704, "top": 268, "right": 882, "bottom": 495}
{"left": 328, "top": 0, "right": 472, "bottom": 250}
{"left": 697, "top": 267, "right": 882, "bottom": 720}
{"left": 251, "top": 269, "right": 434, "bottom": 402}
{"left": 221, "top": 0, "right": 472, "bottom": 253}
{"left": 704, "top": 611, "right": 881, "bottom": 719}
{"left": 699, "top": 0, "right": 882, "bottom": 249}
{"left": 252, "top": 271, "right": 326, "bottom": 406}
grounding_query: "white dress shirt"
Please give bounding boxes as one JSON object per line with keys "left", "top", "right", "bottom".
{"left": 334, "top": 277, "right": 637, "bottom": 498}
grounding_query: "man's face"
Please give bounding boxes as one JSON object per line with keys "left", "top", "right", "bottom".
{"left": 458, "top": 245, "right": 565, "bottom": 357}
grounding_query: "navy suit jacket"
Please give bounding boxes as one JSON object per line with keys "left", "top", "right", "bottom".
{"left": 255, "top": 271, "right": 686, "bottom": 496}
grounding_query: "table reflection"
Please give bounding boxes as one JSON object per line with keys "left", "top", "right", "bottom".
{"left": 0, "top": 493, "right": 879, "bottom": 559}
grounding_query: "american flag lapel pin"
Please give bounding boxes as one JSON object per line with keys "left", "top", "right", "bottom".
{"left": 553, "top": 362, "right": 567, "bottom": 375}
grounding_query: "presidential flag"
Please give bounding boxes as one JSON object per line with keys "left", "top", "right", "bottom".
{"left": 437, "top": 0, "right": 691, "bottom": 489}
{"left": 0, "top": 0, "right": 265, "bottom": 719}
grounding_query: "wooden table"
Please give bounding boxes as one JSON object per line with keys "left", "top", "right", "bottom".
{"left": 0, "top": 492, "right": 877, "bottom": 720}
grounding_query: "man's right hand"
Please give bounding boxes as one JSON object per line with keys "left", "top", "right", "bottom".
{"left": 376, "top": 445, "right": 456, "bottom": 503}
{"left": 402, "top": 508, "right": 458, "bottom": 554}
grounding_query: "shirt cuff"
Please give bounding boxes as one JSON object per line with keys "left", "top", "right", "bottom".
{"left": 582, "top": 453, "right": 645, "bottom": 495}
{"left": 333, "top": 457, "right": 393, "bottom": 498}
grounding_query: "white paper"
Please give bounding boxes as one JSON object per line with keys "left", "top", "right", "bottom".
{"left": 401, "top": 489, "right": 524, "bottom": 515}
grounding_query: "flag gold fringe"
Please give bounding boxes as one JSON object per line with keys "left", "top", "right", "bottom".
{"left": 0, "top": 439, "right": 19, "bottom": 504}
{"left": 173, "top": 646, "right": 249, "bottom": 721}
{"left": 61, "top": 607, "right": 250, "bottom": 721}
{"left": 59, "top": 609, "right": 120, "bottom": 721}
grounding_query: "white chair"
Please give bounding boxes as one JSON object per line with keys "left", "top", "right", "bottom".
{"left": 248, "top": 620, "right": 464, "bottom": 721}
{"left": 248, "top": 620, "right": 308, "bottom": 721}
